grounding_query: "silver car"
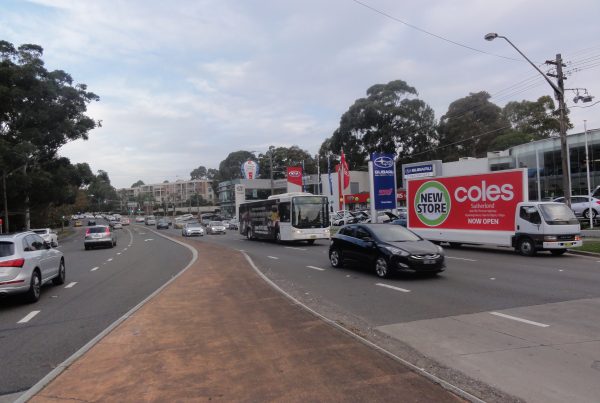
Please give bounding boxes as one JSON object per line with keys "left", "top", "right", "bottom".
{"left": 31, "top": 228, "right": 58, "bottom": 247}
{"left": 0, "top": 232, "right": 65, "bottom": 303}
{"left": 84, "top": 225, "right": 117, "bottom": 250}
{"left": 553, "top": 196, "right": 600, "bottom": 219}
{"left": 182, "top": 222, "right": 205, "bottom": 237}
{"left": 207, "top": 221, "right": 227, "bottom": 235}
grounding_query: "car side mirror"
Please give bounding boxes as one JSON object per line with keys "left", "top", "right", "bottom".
{"left": 44, "top": 241, "right": 52, "bottom": 249}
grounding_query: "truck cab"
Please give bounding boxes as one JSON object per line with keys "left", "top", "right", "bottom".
{"left": 513, "top": 202, "right": 582, "bottom": 256}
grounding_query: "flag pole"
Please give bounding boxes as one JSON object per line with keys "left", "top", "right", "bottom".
{"left": 341, "top": 148, "right": 346, "bottom": 213}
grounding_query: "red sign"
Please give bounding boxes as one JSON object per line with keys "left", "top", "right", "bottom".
{"left": 407, "top": 170, "right": 526, "bottom": 231}
{"left": 287, "top": 166, "right": 303, "bottom": 187}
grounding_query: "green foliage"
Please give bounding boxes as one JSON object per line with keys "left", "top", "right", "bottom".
{"left": 257, "top": 146, "right": 316, "bottom": 180}
{"left": 321, "top": 80, "right": 438, "bottom": 169}
{"left": 218, "top": 150, "right": 256, "bottom": 181}
{"left": 87, "top": 170, "right": 118, "bottom": 211}
{"left": 131, "top": 179, "right": 145, "bottom": 188}
{"left": 190, "top": 166, "right": 207, "bottom": 180}
{"left": 437, "top": 91, "right": 509, "bottom": 160}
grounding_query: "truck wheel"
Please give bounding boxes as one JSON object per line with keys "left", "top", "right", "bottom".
{"left": 551, "top": 249, "right": 566, "bottom": 256}
{"left": 517, "top": 237, "right": 536, "bottom": 256}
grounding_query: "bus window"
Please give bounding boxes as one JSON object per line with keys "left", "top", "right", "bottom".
{"left": 278, "top": 202, "right": 290, "bottom": 223}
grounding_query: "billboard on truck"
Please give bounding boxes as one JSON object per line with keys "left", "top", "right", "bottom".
{"left": 407, "top": 169, "right": 528, "bottom": 232}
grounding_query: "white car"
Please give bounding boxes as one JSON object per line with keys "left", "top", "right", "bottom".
{"left": 553, "top": 196, "right": 600, "bottom": 219}
{"left": 31, "top": 228, "right": 58, "bottom": 247}
{"left": 207, "top": 221, "right": 227, "bottom": 235}
{"left": 182, "top": 223, "right": 205, "bottom": 237}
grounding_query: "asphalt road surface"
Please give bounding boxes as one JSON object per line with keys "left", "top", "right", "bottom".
{"left": 164, "top": 225, "right": 600, "bottom": 403}
{"left": 0, "top": 221, "right": 192, "bottom": 400}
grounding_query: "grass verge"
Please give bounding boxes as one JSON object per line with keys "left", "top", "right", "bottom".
{"left": 577, "top": 239, "right": 600, "bottom": 253}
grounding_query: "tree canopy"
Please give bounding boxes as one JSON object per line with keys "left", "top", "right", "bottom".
{"left": 131, "top": 179, "right": 145, "bottom": 188}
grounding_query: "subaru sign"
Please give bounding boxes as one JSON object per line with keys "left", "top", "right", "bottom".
{"left": 404, "top": 164, "right": 435, "bottom": 179}
{"left": 371, "top": 152, "right": 397, "bottom": 210}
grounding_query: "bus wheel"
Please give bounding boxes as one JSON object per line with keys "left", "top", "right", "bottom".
{"left": 306, "top": 239, "right": 315, "bottom": 245}
{"left": 275, "top": 231, "right": 281, "bottom": 243}
{"left": 246, "top": 228, "right": 253, "bottom": 240}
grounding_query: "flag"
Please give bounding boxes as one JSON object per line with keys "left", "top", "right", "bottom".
{"left": 340, "top": 150, "right": 350, "bottom": 189}
{"left": 327, "top": 155, "right": 333, "bottom": 195}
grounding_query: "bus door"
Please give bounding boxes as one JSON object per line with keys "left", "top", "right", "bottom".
{"left": 277, "top": 201, "right": 291, "bottom": 240}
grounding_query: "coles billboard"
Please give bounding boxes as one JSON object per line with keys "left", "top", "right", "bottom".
{"left": 407, "top": 170, "right": 527, "bottom": 231}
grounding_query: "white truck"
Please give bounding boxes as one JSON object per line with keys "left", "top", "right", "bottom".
{"left": 406, "top": 169, "right": 582, "bottom": 256}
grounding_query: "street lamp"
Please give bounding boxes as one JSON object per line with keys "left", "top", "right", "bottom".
{"left": 485, "top": 32, "right": 571, "bottom": 207}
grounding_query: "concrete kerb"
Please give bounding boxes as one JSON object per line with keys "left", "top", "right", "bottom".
{"left": 15, "top": 227, "right": 198, "bottom": 403}
{"left": 241, "top": 251, "right": 486, "bottom": 403}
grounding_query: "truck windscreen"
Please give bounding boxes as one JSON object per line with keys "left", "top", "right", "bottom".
{"left": 539, "top": 204, "right": 579, "bottom": 225}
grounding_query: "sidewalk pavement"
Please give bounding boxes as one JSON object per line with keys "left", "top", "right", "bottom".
{"left": 27, "top": 238, "right": 464, "bottom": 402}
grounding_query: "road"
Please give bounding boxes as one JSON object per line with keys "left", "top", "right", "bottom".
{"left": 2, "top": 221, "right": 599, "bottom": 403}
{"left": 163, "top": 226, "right": 600, "bottom": 403}
{"left": 0, "top": 221, "right": 192, "bottom": 401}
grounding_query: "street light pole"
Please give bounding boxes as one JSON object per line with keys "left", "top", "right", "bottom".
{"left": 584, "top": 120, "right": 593, "bottom": 228}
{"left": 485, "top": 33, "right": 571, "bottom": 207}
{"left": 269, "top": 146, "right": 274, "bottom": 196}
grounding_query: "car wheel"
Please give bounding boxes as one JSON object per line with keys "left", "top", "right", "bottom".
{"left": 306, "top": 239, "right": 315, "bottom": 245}
{"left": 329, "top": 249, "right": 343, "bottom": 268}
{"left": 52, "top": 240, "right": 58, "bottom": 247}
{"left": 583, "top": 208, "right": 597, "bottom": 219}
{"left": 53, "top": 260, "right": 66, "bottom": 285}
{"left": 374, "top": 256, "right": 390, "bottom": 278}
{"left": 517, "top": 237, "right": 536, "bottom": 256}
{"left": 551, "top": 249, "right": 567, "bottom": 256}
{"left": 25, "top": 270, "right": 41, "bottom": 303}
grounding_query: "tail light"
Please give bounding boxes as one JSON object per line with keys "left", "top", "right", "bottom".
{"left": 105, "top": 227, "right": 110, "bottom": 234}
{"left": 0, "top": 258, "right": 25, "bottom": 268}
{"left": 595, "top": 201, "right": 600, "bottom": 205}
{"left": 85, "top": 228, "right": 90, "bottom": 236}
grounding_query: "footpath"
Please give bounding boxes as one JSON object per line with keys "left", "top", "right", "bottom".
{"left": 24, "top": 239, "right": 463, "bottom": 402}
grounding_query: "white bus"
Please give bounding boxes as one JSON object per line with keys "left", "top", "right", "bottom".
{"left": 239, "top": 193, "right": 330, "bottom": 244}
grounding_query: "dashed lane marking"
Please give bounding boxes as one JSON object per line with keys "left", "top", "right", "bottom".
{"left": 18, "top": 311, "right": 40, "bottom": 324}
{"left": 107, "top": 258, "right": 113, "bottom": 262}
{"left": 490, "top": 312, "right": 549, "bottom": 328}
{"left": 285, "top": 246, "right": 307, "bottom": 251}
{"left": 65, "top": 282, "right": 77, "bottom": 288}
{"left": 446, "top": 256, "right": 477, "bottom": 262}
{"left": 91, "top": 266, "right": 99, "bottom": 271}
{"left": 306, "top": 265, "right": 325, "bottom": 271}
{"left": 267, "top": 256, "right": 279, "bottom": 260}
{"left": 376, "top": 283, "right": 411, "bottom": 293}
{"left": 144, "top": 239, "right": 153, "bottom": 242}
{"left": 490, "top": 277, "right": 496, "bottom": 280}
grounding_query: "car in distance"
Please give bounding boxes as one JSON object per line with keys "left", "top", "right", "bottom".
{"left": 87, "top": 219, "right": 96, "bottom": 226}
{"left": 329, "top": 223, "right": 445, "bottom": 278}
{"left": 156, "top": 219, "right": 171, "bottom": 230}
{"left": 207, "top": 221, "right": 227, "bottom": 235}
{"left": 135, "top": 216, "right": 145, "bottom": 223}
{"left": 0, "top": 232, "right": 65, "bottom": 303}
{"left": 74, "top": 220, "right": 82, "bottom": 227}
{"left": 121, "top": 217, "right": 130, "bottom": 226}
{"left": 31, "top": 228, "right": 58, "bottom": 247}
{"left": 109, "top": 220, "right": 123, "bottom": 229}
{"left": 182, "top": 222, "right": 205, "bottom": 237}
{"left": 228, "top": 218, "right": 239, "bottom": 230}
{"left": 145, "top": 215, "right": 157, "bottom": 226}
{"left": 84, "top": 225, "right": 117, "bottom": 250}
{"left": 553, "top": 195, "right": 600, "bottom": 219}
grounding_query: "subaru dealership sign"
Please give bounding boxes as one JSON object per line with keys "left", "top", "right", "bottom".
{"left": 402, "top": 160, "right": 442, "bottom": 181}
{"left": 371, "top": 153, "right": 397, "bottom": 210}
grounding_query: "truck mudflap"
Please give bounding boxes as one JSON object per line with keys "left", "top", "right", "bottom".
{"left": 543, "top": 240, "right": 583, "bottom": 249}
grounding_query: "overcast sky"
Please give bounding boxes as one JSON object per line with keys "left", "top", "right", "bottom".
{"left": 2, "top": 0, "right": 600, "bottom": 188}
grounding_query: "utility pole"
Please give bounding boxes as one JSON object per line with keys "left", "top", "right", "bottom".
{"left": 269, "top": 146, "right": 274, "bottom": 196}
{"left": 547, "top": 54, "right": 571, "bottom": 206}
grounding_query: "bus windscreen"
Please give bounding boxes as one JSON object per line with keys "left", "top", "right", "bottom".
{"left": 292, "top": 197, "right": 328, "bottom": 229}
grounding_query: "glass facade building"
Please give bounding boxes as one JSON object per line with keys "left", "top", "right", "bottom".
{"left": 488, "top": 128, "right": 600, "bottom": 200}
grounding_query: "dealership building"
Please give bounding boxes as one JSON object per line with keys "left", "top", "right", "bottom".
{"left": 403, "top": 128, "right": 600, "bottom": 201}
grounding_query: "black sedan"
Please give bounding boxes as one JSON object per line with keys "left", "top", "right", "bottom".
{"left": 329, "top": 224, "right": 445, "bottom": 278}
{"left": 156, "top": 219, "right": 171, "bottom": 229}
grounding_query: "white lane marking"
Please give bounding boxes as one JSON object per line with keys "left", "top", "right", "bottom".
{"left": 107, "top": 258, "right": 113, "bottom": 262}
{"left": 123, "top": 248, "right": 128, "bottom": 251}
{"left": 65, "top": 282, "right": 77, "bottom": 288}
{"left": 285, "top": 246, "right": 307, "bottom": 251}
{"left": 91, "top": 266, "right": 99, "bottom": 271}
{"left": 490, "top": 277, "right": 496, "bottom": 280}
{"left": 267, "top": 256, "right": 279, "bottom": 260}
{"left": 306, "top": 265, "right": 325, "bottom": 271}
{"left": 490, "top": 312, "right": 550, "bottom": 328}
{"left": 376, "top": 283, "right": 411, "bottom": 293}
{"left": 144, "top": 239, "right": 153, "bottom": 242}
{"left": 18, "top": 311, "right": 40, "bottom": 324}
{"left": 558, "top": 269, "right": 564, "bottom": 272}
{"left": 139, "top": 233, "right": 146, "bottom": 235}
{"left": 446, "top": 256, "right": 477, "bottom": 262}
{"left": 237, "top": 249, "right": 246, "bottom": 252}
{"left": 117, "top": 252, "right": 121, "bottom": 255}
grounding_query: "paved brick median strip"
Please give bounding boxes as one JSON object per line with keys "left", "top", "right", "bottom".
{"left": 31, "top": 240, "right": 463, "bottom": 402}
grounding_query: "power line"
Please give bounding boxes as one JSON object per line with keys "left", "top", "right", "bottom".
{"left": 571, "top": 100, "right": 600, "bottom": 108}
{"left": 349, "top": 0, "right": 524, "bottom": 62}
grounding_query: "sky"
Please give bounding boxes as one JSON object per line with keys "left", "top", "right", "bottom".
{"left": 1, "top": 0, "right": 600, "bottom": 189}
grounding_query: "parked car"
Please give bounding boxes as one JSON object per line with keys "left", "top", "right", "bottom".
{"left": 553, "top": 195, "right": 600, "bottom": 219}
{"left": 182, "top": 222, "right": 205, "bottom": 237}
{"left": 0, "top": 231, "right": 65, "bottom": 303}
{"left": 329, "top": 223, "right": 445, "bottom": 278}
{"left": 156, "top": 219, "right": 171, "bottom": 229}
{"left": 331, "top": 211, "right": 357, "bottom": 226}
{"left": 207, "top": 221, "right": 227, "bottom": 235}
{"left": 84, "top": 225, "right": 117, "bottom": 250}
{"left": 390, "top": 217, "right": 407, "bottom": 227}
{"left": 31, "top": 228, "right": 58, "bottom": 247}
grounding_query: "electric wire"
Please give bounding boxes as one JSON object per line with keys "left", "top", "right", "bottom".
{"left": 349, "top": 0, "right": 524, "bottom": 62}
{"left": 570, "top": 100, "right": 600, "bottom": 108}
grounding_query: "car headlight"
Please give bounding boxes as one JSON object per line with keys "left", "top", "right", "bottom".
{"left": 383, "top": 246, "right": 409, "bottom": 256}
{"left": 436, "top": 245, "right": 444, "bottom": 253}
